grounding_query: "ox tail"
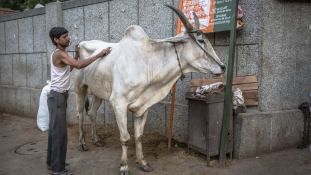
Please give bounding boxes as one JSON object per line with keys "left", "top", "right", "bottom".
{"left": 84, "top": 88, "right": 93, "bottom": 115}
{"left": 85, "top": 97, "right": 90, "bottom": 114}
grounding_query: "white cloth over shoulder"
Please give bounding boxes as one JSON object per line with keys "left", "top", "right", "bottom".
{"left": 37, "top": 82, "right": 51, "bottom": 132}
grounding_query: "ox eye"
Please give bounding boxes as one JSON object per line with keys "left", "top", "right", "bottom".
{"left": 198, "top": 39, "right": 205, "bottom": 44}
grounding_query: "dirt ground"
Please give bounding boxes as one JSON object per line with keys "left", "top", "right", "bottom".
{"left": 0, "top": 113, "right": 311, "bottom": 175}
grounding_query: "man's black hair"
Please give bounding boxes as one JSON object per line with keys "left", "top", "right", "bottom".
{"left": 49, "top": 27, "right": 68, "bottom": 46}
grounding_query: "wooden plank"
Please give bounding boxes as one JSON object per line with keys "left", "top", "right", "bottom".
{"left": 191, "top": 83, "right": 258, "bottom": 92}
{"left": 190, "top": 76, "right": 258, "bottom": 87}
{"left": 232, "top": 83, "right": 258, "bottom": 91}
{"left": 232, "top": 76, "right": 257, "bottom": 84}
{"left": 201, "top": 78, "right": 226, "bottom": 86}
{"left": 244, "top": 98, "right": 258, "bottom": 106}
{"left": 190, "top": 86, "right": 198, "bottom": 92}
{"left": 190, "top": 79, "right": 203, "bottom": 87}
{"left": 242, "top": 90, "right": 258, "bottom": 99}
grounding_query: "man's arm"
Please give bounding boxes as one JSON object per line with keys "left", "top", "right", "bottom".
{"left": 59, "top": 47, "right": 111, "bottom": 71}
{"left": 70, "top": 45, "right": 80, "bottom": 71}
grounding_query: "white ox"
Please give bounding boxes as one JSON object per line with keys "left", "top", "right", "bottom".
{"left": 74, "top": 5, "right": 225, "bottom": 174}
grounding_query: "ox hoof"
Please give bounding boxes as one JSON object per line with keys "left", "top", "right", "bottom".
{"left": 79, "top": 144, "right": 88, "bottom": 151}
{"left": 120, "top": 170, "right": 129, "bottom": 175}
{"left": 94, "top": 141, "right": 104, "bottom": 147}
{"left": 141, "top": 163, "right": 154, "bottom": 172}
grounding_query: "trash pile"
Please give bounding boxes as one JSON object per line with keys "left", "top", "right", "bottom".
{"left": 195, "top": 82, "right": 225, "bottom": 99}
{"left": 195, "top": 83, "right": 246, "bottom": 112}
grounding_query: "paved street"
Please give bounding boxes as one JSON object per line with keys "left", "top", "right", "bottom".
{"left": 0, "top": 113, "right": 311, "bottom": 175}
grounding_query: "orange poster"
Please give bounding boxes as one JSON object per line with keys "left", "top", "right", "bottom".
{"left": 177, "top": 0, "right": 215, "bottom": 34}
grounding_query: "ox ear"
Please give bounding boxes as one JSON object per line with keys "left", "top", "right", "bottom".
{"left": 157, "top": 36, "right": 186, "bottom": 44}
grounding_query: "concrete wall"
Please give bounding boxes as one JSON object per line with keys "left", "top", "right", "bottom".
{"left": 233, "top": 0, "right": 311, "bottom": 158}
{"left": 0, "top": 0, "right": 309, "bottom": 158}
{"left": 0, "top": 6, "right": 46, "bottom": 120}
{"left": 234, "top": 109, "right": 304, "bottom": 159}
{"left": 259, "top": 0, "right": 311, "bottom": 111}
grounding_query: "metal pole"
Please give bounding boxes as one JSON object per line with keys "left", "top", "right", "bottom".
{"left": 168, "top": 83, "right": 176, "bottom": 148}
{"left": 219, "top": 1, "right": 238, "bottom": 166}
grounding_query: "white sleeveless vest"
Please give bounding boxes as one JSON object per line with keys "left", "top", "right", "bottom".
{"left": 50, "top": 49, "right": 71, "bottom": 93}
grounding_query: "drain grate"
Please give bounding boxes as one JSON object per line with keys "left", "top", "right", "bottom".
{"left": 15, "top": 140, "right": 47, "bottom": 155}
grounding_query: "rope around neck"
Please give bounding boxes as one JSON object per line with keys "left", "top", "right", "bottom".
{"left": 173, "top": 44, "right": 186, "bottom": 81}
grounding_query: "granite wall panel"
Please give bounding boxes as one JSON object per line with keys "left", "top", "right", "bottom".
{"left": 299, "top": 3, "right": 311, "bottom": 46}
{"left": 234, "top": 112, "right": 272, "bottom": 158}
{"left": 66, "top": 93, "right": 78, "bottom": 124}
{"left": 109, "top": 0, "right": 138, "bottom": 43}
{"left": 213, "top": 46, "right": 237, "bottom": 77}
{"left": 0, "top": 22, "right": 5, "bottom": 54}
{"left": 237, "top": 44, "right": 259, "bottom": 76}
{"left": 18, "top": 17, "right": 33, "bottom": 53}
{"left": 144, "top": 103, "right": 166, "bottom": 135}
{"left": 5, "top": 20, "right": 18, "bottom": 54}
{"left": 15, "top": 88, "right": 32, "bottom": 117}
{"left": 215, "top": 0, "right": 259, "bottom": 45}
{"left": 0, "top": 54, "right": 13, "bottom": 86}
{"left": 270, "top": 111, "right": 304, "bottom": 151}
{"left": 1, "top": 87, "right": 16, "bottom": 114}
{"left": 165, "top": 104, "right": 188, "bottom": 142}
{"left": 13, "top": 54, "right": 27, "bottom": 87}
{"left": 63, "top": 7, "right": 84, "bottom": 51}
{"left": 26, "top": 53, "right": 43, "bottom": 88}
{"left": 30, "top": 89, "right": 41, "bottom": 118}
{"left": 84, "top": 2, "right": 109, "bottom": 41}
{"left": 33, "top": 15, "right": 46, "bottom": 53}
{"left": 294, "top": 44, "right": 311, "bottom": 108}
{"left": 45, "top": 2, "right": 63, "bottom": 80}
{"left": 42, "top": 53, "right": 48, "bottom": 86}
{"left": 139, "top": 0, "right": 173, "bottom": 39}
{"left": 0, "top": 87, "right": 3, "bottom": 112}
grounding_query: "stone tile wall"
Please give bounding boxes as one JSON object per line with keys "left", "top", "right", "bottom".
{"left": 259, "top": 1, "right": 311, "bottom": 112}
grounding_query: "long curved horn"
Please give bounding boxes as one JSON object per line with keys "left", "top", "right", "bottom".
{"left": 165, "top": 4, "right": 194, "bottom": 32}
{"left": 193, "top": 12, "right": 200, "bottom": 30}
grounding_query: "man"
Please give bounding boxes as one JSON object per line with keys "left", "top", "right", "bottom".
{"left": 46, "top": 27, "right": 111, "bottom": 175}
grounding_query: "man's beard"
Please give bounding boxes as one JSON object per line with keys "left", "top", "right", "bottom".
{"left": 61, "top": 42, "right": 70, "bottom": 47}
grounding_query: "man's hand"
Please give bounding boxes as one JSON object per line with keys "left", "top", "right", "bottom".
{"left": 74, "top": 45, "right": 80, "bottom": 60}
{"left": 97, "top": 47, "right": 111, "bottom": 57}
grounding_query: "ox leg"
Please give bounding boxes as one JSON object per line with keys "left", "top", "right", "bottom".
{"left": 111, "top": 101, "right": 130, "bottom": 175}
{"left": 88, "top": 95, "right": 103, "bottom": 147}
{"left": 134, "top": 110, "right": 154, "bottom": 172}
{"left": 75, "top": 85, "right": 88, "bottom": 151}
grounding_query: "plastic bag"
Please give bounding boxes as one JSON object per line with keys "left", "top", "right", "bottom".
{"left": 37, "top": 81, "right": 51, "bottom": 132}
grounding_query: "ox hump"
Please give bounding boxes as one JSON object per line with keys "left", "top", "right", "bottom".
{"left": 79, "top": 40, "right": 107, "bottom": 53}
{"left": 124, "top": 25, "right": 149, "bottom": 41}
